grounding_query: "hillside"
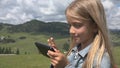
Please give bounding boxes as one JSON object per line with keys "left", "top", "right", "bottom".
{"left": 0, "top": 19, "right": 69, "bottom": 36}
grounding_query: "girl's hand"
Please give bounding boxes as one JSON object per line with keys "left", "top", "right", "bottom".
{"left": 47, "top": 50, "right": 68, "bottom": 68}
{"left": 47, "top": 37, "right": 57, "bottom": 49}
{"left": 47, "top": 37, "right": 69, "bottom": 68}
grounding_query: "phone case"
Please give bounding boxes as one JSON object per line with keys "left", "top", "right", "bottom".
{"left": 35, "top": 42, "right": 55, "bottom": 58}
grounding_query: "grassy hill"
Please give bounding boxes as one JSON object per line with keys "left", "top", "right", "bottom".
{"left": 0, "top": 32, "right": 69, "bottom": 54}
{"left": 0, "top": 19, "right": 69, "bottom": 36}
{"left": 0, "top": 19, "right": 70, "bottom": 54}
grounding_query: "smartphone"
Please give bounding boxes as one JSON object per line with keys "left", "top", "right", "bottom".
{"left": 34, "top": 42, "right": 55, "bottom": 58}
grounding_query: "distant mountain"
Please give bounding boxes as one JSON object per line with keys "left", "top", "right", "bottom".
{"left": 0, "top": 19, "right": 69, "bottom": 35}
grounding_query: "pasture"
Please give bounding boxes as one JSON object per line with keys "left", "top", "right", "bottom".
{"left": 0, "top": 54, "right": 50, "bottom": 68}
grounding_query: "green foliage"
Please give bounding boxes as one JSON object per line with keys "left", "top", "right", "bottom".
{"left": 110, "top": 29, "right": 120, "bottom": 46}
{"left": 16, "top": 48, "right": 20, "bottom": 55}
{"left": 0, "top": 24, "right": 3, "bottom": 30}
{"left": 6, "top": 19, "right": 69, "bottom": 36}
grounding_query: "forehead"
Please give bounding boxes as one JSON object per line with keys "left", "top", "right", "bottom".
{"left": 66, "top": 10, "right": 94, "bottom": 26}
{"left": 66, "top": 9, "right": 88, "bottom": 23}
{"left": 66, "top": 12, "right": 87, "bottom": 24}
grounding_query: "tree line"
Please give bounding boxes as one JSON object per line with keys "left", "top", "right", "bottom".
{"left": 0, "top": 47, "right": 20, "bottom": 55}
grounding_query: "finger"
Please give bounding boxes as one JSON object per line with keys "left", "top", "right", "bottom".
{"left": 50, "top": 37, "right": 55, "bottom": 42}
{"left": 48, "top": 38, "right": 54, "bottom": 47}
{"left": 48, "top": 50, "right": 58, "bottom": 57}
{"left": 50, "top": 37, "right": 56, "bottom": 46}
{"left": 53, "top": 48, "right": 60, "bottom": 53}
{"left": 49, "top": 37, "right": 57, "bottom": 48}
{"left": 47, "top": 39, "right": 52, "bottom": 46}
{"left": 48, "top": 38, "right": 54, "bottom": 46}
{"left": 50, "top": 59, "right": 58, "bottom": 66}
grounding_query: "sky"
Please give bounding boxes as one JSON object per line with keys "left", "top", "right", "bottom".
{"left": 0, "top": 0, "right": 120, "bottom": 29}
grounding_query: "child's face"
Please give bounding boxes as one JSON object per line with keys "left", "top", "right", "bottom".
{"left": 67, "top": 15, "right": 97, "bottom": 46}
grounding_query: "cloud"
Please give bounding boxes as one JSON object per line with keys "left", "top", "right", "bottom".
{"left": 0, "top": 0, "right": 120, "bottom": 29}
{"left": 102, "top": 0, "right": 120, "bottom": 29}
{"left": 0, "top": 0, "right": 72, "bottom": 24}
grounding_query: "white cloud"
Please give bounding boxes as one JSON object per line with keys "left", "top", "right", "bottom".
{"left": 102, "top": 0, "right": 120, "bottom": 29}
{"left": 102, "top": 0, "right": 114, "bottom": 9}
{"left": 0, "top": 0, "right": 120, "bottom": 29}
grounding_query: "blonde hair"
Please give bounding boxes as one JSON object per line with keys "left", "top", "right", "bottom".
{"left": 65, "top": 0, "right": 114, "bottom": 68}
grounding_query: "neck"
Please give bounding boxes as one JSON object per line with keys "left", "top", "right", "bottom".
{"left": 78, "top": 37, "right": 94, "bottom": 51}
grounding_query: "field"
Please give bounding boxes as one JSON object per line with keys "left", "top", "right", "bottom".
{"left": 0, "top": 32, "right": 120, "bottom": 68}
{"left": 113, "top": 46, "right": 120, "bottom": 68}
{"left": 0, "top": 54, "right": 50, "bottom": 68}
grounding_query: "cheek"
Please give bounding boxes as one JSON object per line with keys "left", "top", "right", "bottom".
{"left": 77, "top": 27, "right": 88, "bottom": 35}
{"left": 77, "top": 27, "right": 92, "bottom": 40}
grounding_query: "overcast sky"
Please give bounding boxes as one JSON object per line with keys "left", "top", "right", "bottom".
{"left": 0, "top": 0, "right": 120, "bottom": 29}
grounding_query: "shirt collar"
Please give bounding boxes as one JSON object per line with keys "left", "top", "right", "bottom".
{"left": 72, "top": 43, "right": 91, "bottom": 58}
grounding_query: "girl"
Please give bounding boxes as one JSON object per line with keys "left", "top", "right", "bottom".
{"left": 47, "top": 0, "right": 114, "bottom": 68}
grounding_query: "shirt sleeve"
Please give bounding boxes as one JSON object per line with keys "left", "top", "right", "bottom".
{"left": 100, "top": 52, "right": 111, "bottom": 68}
{"left": 93, "top": 52, "right": 111, "bottom": 68}
{"left": 65, "top": 63, "right": 74, "bottom": 68}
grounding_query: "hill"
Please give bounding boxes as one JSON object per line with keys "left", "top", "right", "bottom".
{"left": 110, "top": 29, "right": 120, "bottom": 46}
{"left": 0, "top": 19, "right": 69, "bottom": 36}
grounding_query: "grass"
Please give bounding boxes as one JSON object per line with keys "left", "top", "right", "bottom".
{"left": 0, "top": 46, "right": 119, "bottom": 68}
{"left": 113, "top": 46, "right": 120, "bottom": 68}
{"left": 0, "top": 54, "right": 50, "bottom": 68}
{"left": 0, "top": 32, "right": 69, "bottom": 68}
{"left": 0, "top": 32, "right": 69, "bottom": 54}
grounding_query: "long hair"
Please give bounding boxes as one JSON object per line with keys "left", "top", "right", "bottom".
{"left": 65, "top": 0, "right": 114, "bottom": 68}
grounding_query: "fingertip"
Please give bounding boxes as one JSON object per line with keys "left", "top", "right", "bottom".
{"left": 47, "top": 52, "right": 49, "bottom": 56}
{"left": 48, "top": 50, "right": 50, "bottom": 53}
{"left": 47, "top": 39, "right": 49, "bottom": 42}
{"left": 50, "top": 37, "right": 54, "bottom": 40}
{"left": 54, "top": 48, "right": 57, "bottom": 51}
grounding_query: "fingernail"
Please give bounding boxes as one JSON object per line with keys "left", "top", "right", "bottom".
{"left": 51, "top": 37, "right": 53, "bottom": 40}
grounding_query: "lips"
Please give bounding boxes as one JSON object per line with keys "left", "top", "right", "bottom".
{"left": 72, "top": 36, "right": 79, "bottom": 41}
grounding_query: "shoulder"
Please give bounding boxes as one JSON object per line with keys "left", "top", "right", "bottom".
{"left": 93, "top": 52, "right": 111, "bottom": 68}
{"left": 101, "top": 52, "right": 111, "bottom": 68}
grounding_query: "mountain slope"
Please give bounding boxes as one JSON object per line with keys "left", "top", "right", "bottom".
{"left": 5, "top": 19, "right": 69, "bottom": 35}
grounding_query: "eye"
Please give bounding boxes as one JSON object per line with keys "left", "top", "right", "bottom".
{"left": 73, "top": 23, "right": 82, "bottom": 29}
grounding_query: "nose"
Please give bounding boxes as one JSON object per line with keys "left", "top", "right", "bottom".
{"left": 69, "top": 26, "right": 75, "bottom": 34}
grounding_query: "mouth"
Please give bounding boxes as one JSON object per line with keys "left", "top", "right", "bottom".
{"left": 72, "top": 36, "right": 79, "bottom": 41}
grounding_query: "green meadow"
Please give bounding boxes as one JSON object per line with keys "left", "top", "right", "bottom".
{"left": 0, "top": 55, "right": 50, "bottom": 68}
{"left": 0, "top": 32, "right": 120, "bottom": 68}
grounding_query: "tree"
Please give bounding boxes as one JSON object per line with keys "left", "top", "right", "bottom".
{"left": 16, "top": 48, "right": 20, "bottom": 55}
{"left": 4, "top": 47, "right": 9, "bottom": 54}
{"left": 8, "top": 47, "right": 12, "bottom": 54}
{"left": 1, "top": 47, "right": 5, "bottom": 54}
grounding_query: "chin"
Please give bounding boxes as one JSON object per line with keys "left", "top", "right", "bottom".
{"left": 74, "top": 40, "right": 81, "bottom": 45}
